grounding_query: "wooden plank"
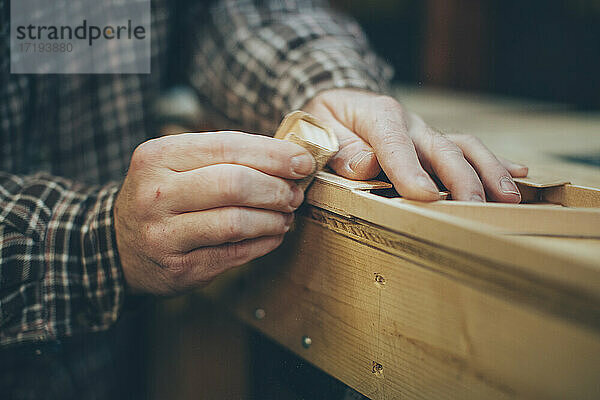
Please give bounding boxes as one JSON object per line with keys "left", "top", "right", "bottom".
{"left": 515, "top": 236, "right": 600, "bottom": 262}
{"left": 395, "top": 199, "right": 600, "bottom": 238}
{"left": 208, "top": 213, "right": 600, "bottom": 399}
{"left": 513, "top": 176, "right": 570, "bottom": 189}
{"left": 305, "top": 176, "right": 600, "bottom": 298}
{"left": 314, "top": 171, "right": 392, "bottom": 191}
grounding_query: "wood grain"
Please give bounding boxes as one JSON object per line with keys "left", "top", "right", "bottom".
{"left": 208, "top": 212, "right": 600, "bottom": 399}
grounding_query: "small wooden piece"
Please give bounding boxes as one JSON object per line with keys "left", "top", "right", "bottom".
{"left": 541, "top": 184, "right": 600, "bottom": 208}
{"left": 274, "top": 111, "right": 339, "bottom": 190}
{"left": 514, "top": 177, "right": 600, "bottom": 208}
{"left": 315, "top": 171, "right": 392, "bottom": 191}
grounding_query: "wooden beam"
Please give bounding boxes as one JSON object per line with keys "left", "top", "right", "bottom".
{"left": 203, "top": 171, "right": 600, "bottom": 399}
{"left": 306, "top": 173, "right": 600, "bottom": 299}
{"left": 206, "top": 213, "right": 600, "bottom": 399}
{"left": 396, "top": 199, "right": 600, "bottom": 238}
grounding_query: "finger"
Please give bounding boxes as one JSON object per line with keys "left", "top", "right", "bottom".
{"left": 450, "top": 135, "right": 521, "bottom": 203}
{"left": 358, "top": 97, "right": 440, "bottom": 200}
{"left": 497, "top": 156, "right": 529, "bottom": 178}
{"left": 415, "top": 131, "right": 486, "bottom": 202}
{"left": 309, "top": 103, "right": 381, "bottom": 179}
{"left": 167, "top": 207, "right": 293, "bottom": 251}
{"left": 185, "top": 235, "right": 285, "bottom": 283}
{"left": 140, "top": 131, "right": 316, "bottom": 179}
{"left": 165, "top": 164, "right": 304, "bottom": 213}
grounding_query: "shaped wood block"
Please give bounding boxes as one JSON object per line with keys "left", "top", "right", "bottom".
{"left": 275, "top": 111, "right": 339, "bottom": 190}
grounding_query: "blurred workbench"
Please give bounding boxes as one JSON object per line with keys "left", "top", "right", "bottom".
{"left": 147, "top": 87, "right": 600, "bottom": 400}
{"left": 395, "top": 85, "right": 600, "bottom": 187}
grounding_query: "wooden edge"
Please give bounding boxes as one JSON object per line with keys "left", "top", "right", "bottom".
{"left": 542, "top": 184, "right": 600, "bottom": 208}
{"left": 394, "top": 199, "right": 600, "bottom": 238}
{"left": 305, "top": 178, "right": 600, "bottom": 299}
{"left": 510, "top": 177, "right": 600, "bottom": 208}
{"left": 315, "top": 171, "right": 392, "bottom": 191}
{"left": 514, "top": 176, "right": 571, "bottom": 188}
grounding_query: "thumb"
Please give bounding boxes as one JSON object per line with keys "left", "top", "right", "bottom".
{"left": 321, "top": 115, "right": 381, "bottom": 180}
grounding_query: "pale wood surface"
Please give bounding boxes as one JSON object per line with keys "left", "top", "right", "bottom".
{"left": 396, "top": 199, "right": 600, "bottom": 237}
{"left": 207, "top": 209, "right": 600, "bottom": 399}
{"left": 204, "top": 171, "right": 600, "bottom": 399}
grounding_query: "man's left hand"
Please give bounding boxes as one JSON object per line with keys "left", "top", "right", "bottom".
{"left": 303, "top": 89, "right": 528, "bottom": 202}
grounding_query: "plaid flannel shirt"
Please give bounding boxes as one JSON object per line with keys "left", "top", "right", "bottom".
{"left": 0, "top": 0, "right": 391, "bottom": 347}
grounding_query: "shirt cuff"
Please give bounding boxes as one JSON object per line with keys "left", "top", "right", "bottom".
{"left": 78, "top": 184, "right": 125, "bottom": 332}
{"left": 44, "top": 182, "right": 126, "bottom": 339}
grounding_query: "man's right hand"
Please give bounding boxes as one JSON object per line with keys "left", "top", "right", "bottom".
{"left": 114, "top": 132, "right": 316, "bottom": 295}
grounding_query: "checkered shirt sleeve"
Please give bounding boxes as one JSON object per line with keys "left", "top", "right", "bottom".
{"left": 189, "top": 0, "right": 393, "bottom": 132}
{"left": 0, "top": 173, "right": 122, "bottom": 346}
{"left": 0, "top": 0, "right": 392, "bottom": 347}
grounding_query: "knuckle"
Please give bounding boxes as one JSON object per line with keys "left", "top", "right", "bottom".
{"left": 131, "top": 139, "right": 163, "bottom": 168}
{"left": 266, "top": 145, "right": 285, "bottom": 170}
{"left": 374, "top": 95, "right": 402, "bottom": 112}
{"left": 209, "top": 133, "right": 235, "bottom": 161}
{"left": 223, "top": 207, "right": 245, "bottom": 241}
{"left": 131, "top": 189, "right": 154, "bottom": 216}
{"left": 131, "top": 181, "right": 168, "bottom": 214}
{"left": 433, "top": 136, "right": 464, "bottom": 157}
{"left": 223, "top": 242, "right": 251, "bottom": 265}
{"left": 460, "top": 134, "right": 482, "bottom": 147}
{"left": 274, "top": 182, "right": 292, "bottom": 209}
{"left": 278, "top": 214, "right": 289, "bottom": 232}
{"left": 338, "top": 135, "right": 363, "bottom": 150}
{"left": 161, "top": 254, "right": 191, "bottom": 286}
{"left": 217, "top": 165, "right": 245, "bottom": 203}
{"left": 381, "top": 131, "right": 412, "bottom": 148}
{"left": 141, "top": 223, "right": 163, "bottom": 248}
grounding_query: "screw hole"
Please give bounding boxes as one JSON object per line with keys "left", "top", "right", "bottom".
{"left": 374, "top": 273, "right": 386, "bottom": 287}
{"left": 372, "top": 361, "right": 384, "bottom": 375}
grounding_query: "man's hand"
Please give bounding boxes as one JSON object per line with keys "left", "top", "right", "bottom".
{"left": 303, "top": 89, "right": 528, "bottom": 202}
{"left": 114, "top": 132, "right": 315, "bottom": 295}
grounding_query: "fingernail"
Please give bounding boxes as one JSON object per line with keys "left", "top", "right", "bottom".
{"left": 416, "top": 176, "right": 439, "bottom": 195}
{"left": 290, "top": 185, "right": 304, "bottom": 208}
{"left": 291, "top": 153, "right": 316, "bottom": 177}
{"left": 470, "top": 194, "right": 485, "bottom": 202}
{"left": 348, "top": 151, "right": 374, "bottom": 173}
{"left": 500, "top": 176, "right": 520, "bottom": 195}
{"left": 283, "top": 213, "right": 294, "bottom": 230}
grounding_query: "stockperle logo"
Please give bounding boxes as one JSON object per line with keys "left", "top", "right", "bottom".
{"left": 11, "top": 0, "right": 151, "bottom": 74}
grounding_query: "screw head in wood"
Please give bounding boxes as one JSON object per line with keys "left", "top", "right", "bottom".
{"left": 372, "top": 361, "right": 384, "bottom": 375}
{"left": 254, "top": 308, "right": 266, "bottom": 320}
{"left": 374, "top": 273, "right": 386, "bottom": 287}
{"left": 302, "top": 335, "right": 312, "bottom": 348}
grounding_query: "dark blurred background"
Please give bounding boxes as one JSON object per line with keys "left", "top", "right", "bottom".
{"left": 334, "top": 0, "right": 600, "bottom": 109}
